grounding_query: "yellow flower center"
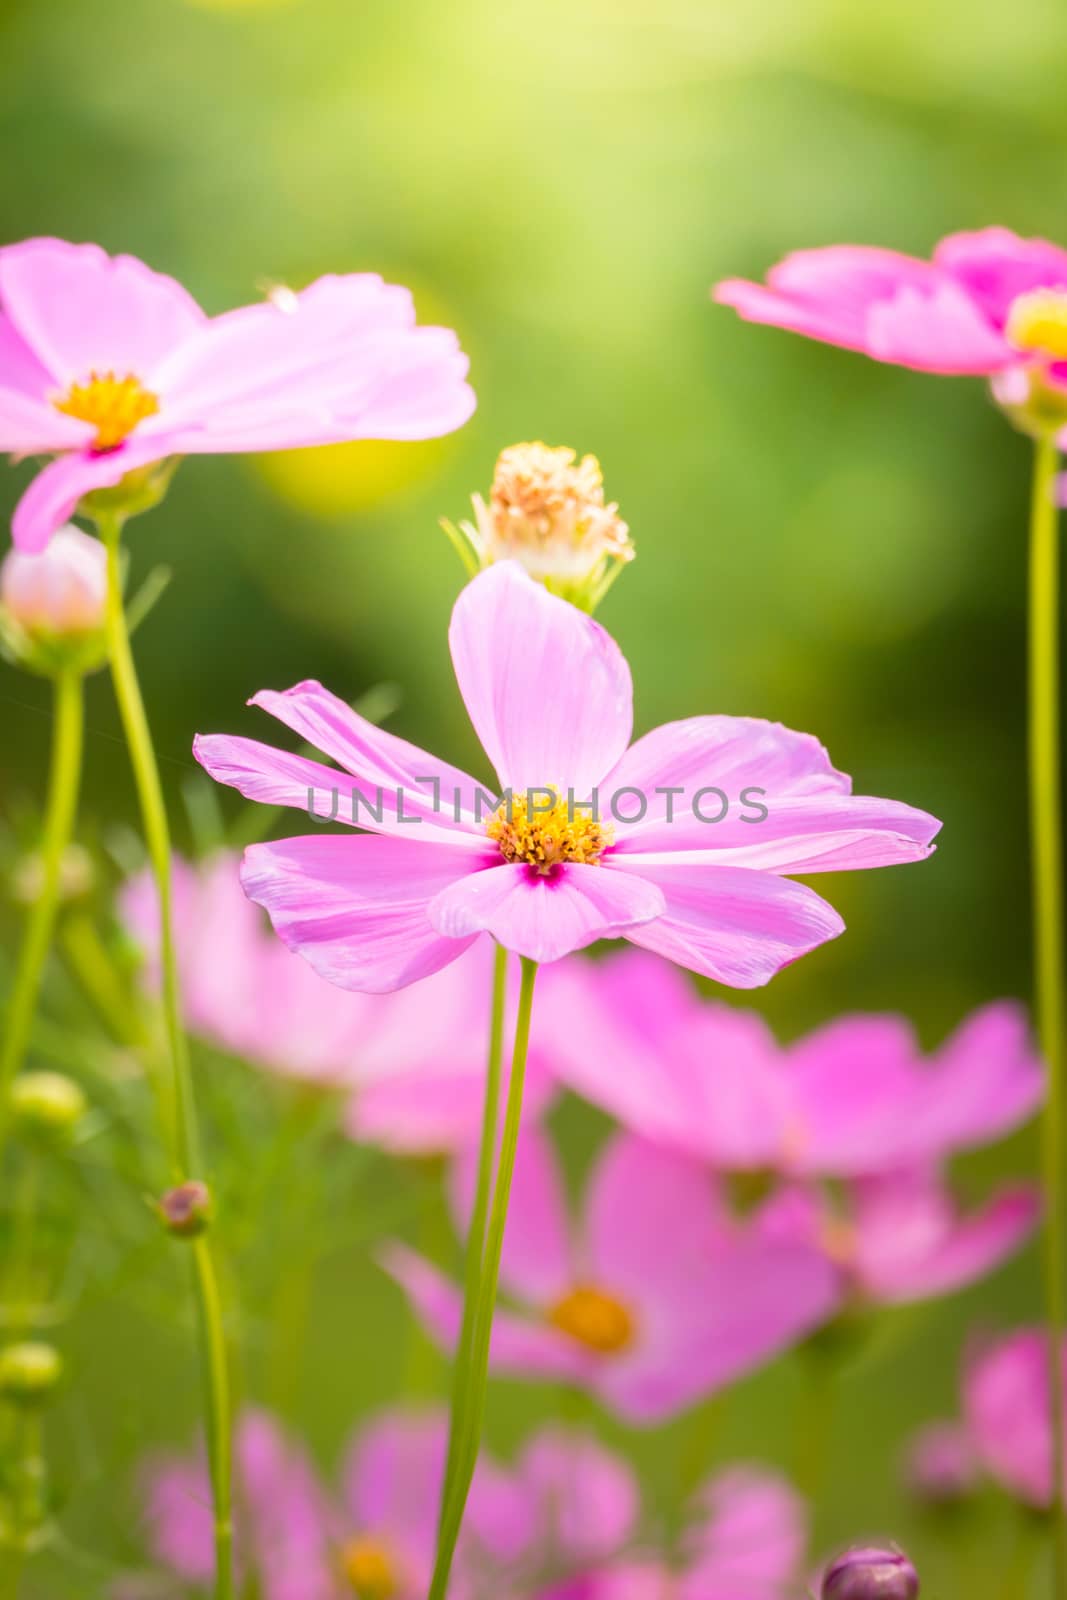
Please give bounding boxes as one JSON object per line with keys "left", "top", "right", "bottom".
{"left": 54, "top": 371, "right": 160, "bottom": 452}
{"left": 1006, "top": 289, "right": 1067, "bottom": 362}
{"left": 487, "top": 788, "right": 613, "bottom": 875}
{"left": 548, "top": 1284, "right": 635, "bottom": 1354}
{"left": 820, "top": 1215, "right": 858, "bottom": 1268}
{"left": 340, "top": 1536, "right": 398, "bottom": 1600}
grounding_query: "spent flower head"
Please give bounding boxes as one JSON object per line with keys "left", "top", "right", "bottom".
{"left": 443, "top": 442, "right": 634, "bottom": 610}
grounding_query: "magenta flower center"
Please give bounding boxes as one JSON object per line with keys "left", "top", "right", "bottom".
{"left": 1005, "top": 289, "right": 1067, "bottom": 362}
{"left": 54, "top": 370, "right": 160, "bottom": 452}
{"left": 486, "top": 788, "right": 613, "bottom": 875}
{"left": 548, "top": 1284, "right": 635, "bottom": 1353}
{"left": 340, "top": 1534, "right": 398, "bottom": 1599}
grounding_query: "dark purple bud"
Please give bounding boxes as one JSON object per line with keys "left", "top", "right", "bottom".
{"left": 822, "top": 1547, "right": 919, "bottom": 1600}
{"left": 159, "top": 1180, "right": 212, "bottom": 1238}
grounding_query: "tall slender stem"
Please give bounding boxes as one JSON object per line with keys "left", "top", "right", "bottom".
{"left": 99, "top": 513, "right": 233, "bottom": 1600}
{"left": 1028, "top": 433, "right": 1067, "bottom": 1595}
{"left": 0, "top": 669, "right": 84, "bottom": 1158}
{"left": 428, "top": 956, "right": 537, "bottom": 1600}
{"left": 435, "top": 943, "right": 507, "bottom": 1539}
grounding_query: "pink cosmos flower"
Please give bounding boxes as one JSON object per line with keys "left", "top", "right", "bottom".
{"left": 758, "top": 1166, "right": 1039, "bottom": 1307}
{"left": 381, "top": 1128, "right": 840, "bottom": 1424}
{"left": 121, "top": 853, "right": 554, "bottom": 1152}
{"left": 903, "top": 1421, "right": 977, "bottom": 1506}
{"left": 138, "top": 1409, "right": 336, "bottom": 1600}
{"left": 520, "top": 1466, "right": 806, "bottom": 1600}
{"left": 540, "top": 951, "right": 1042, "bottom": 1177}
{"left": 0, "top": 237, "right": 475, "bottom": 551}
{"left": 194, "top": 562, "right": 939, "bottom": 993}
{"left": 714, "top": 227, "right": 1067, "bottom": 396}
{"left": 963, "top": 1328, "right": 1067, "bottom": 1508}
{"left": 0, "top": 522, "right": 106, "bottom": 635}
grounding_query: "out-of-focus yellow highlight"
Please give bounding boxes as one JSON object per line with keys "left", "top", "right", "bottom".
{"left": 253, "top": 436, "right": 454, "bottom": 520}
{"left": 183, "top": 0, "right": 296, "bottom": 11}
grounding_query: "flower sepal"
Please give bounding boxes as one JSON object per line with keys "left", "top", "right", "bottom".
{"left": 82, "top": 455, "right": 181, "bottom": 533}
{"left": 990, "top": 367, "right": 1067, "bottom": 441}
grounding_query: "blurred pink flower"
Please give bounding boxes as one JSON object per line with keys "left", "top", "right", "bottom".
{"left": 715, "top": 228, "right": 1067, "bottom": 388}
{"left": 139, "top": 1409, "right": 336, "bottom": 1600}
{"left": 524, "top": 1465, "right": 806, "bottom": 1600}
{"left": 964, "top": 1328, "right": 1067, "bottom": 1508}
{"left": 903, "top": 1420, "right": 977, "bottom": 1505}
{"left": 0, "top": 236, "right": 475, "bottom": 551}
{"left": 0, "top": 522, "right": 106, "bottom": 635}
{"left": 381, "top": 1128, "right": 839, "bottom": 1423}
{"left": 540, "top": 951, "right": 1042, "bottom": 1177}
{"left": 759, "top": 1167, "right": 1039, "bottom": 1307}
{"left": 195, "top": 562, "right": 939, "bottom": 993}
{"left": 122, "top": 852, "right": 554, "bottom": 1153}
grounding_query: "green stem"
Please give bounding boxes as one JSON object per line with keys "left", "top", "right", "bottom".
{"left": 0, "top": 670, "right": 84, "bottom": 1158}
{"left": 435, "top": 944, "right": 508, "bottom": 1539}
{"left": 1028, "top": 435, "right": 1067, "bottom": 1598}
{"left": 99, "top": 513, "right": 233, "bottom": 1600}
{"left": 428, "top": 956, "right": 537, "bottom": 1600}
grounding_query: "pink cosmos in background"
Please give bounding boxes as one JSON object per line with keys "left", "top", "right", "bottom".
{"left": 714, "top": 226, "right": 1067, "bottom": 398}
{"left": 541, "top": 951, "right": 1043, "bottom": 1176}
{"left": 0, "top": 237, "right": 475, "bottom": 551}
{"left": 553, "top": 1467, "right": 807, "bottom": 1600}
{"left": 0, "top": 523, "right": 107, "bottom": 636}
{"left": 130, "top": 1406, "right": 647, "bottom": 1600}
{"left": 121, "top": 854, "right": 554, "bottom": 1153}
{"left": 963, "top": 1328, "right": 1067, "bottom": 1508}
{"left": 382, "top": 1128, "right": 839, "bottom": 1424}
{"left": 758, "top": 1167, "right": 1039, "bottom": 1308}
{"left": 195, "top": 562, "right": 940, "bottom": 993}
{"left": 903, "top": 1420, "right": 977, "bottom": 1506}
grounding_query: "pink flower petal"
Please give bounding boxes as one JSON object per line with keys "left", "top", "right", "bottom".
{"left": 0, "top": 312, "right": 94, "bottom": 453}
{"left": 515, "top": 1428, "right": 640, "bottom": 1566}
{"left": 428, "top": 861, "right": 665, "bottom": 965}
{"left": 340, "top": 1410, "right": 447, "bottom": 1578}
{"left": 853, "top": 1172, "right": 1040, "bottom": 1304}
{"left": 865, "top": 280, "right": 1013, "bottom": 373}
{"left": 448, "top": 564, "right": 633, "bottom": 795}
{"left": 680, "top": 1467, "right": 807, "bottom": 1600}
{"left": 193, "top": 729, "right": 486, "bottom": 847}
{"left": 934, "top": 227, "right": 1067, "bottom": 326}
{"left": 0, "top": 237, "right": 205, "bottom": 386}
{"left": 248, "top": 679, "right": 487, "bottom": 835}
{"left": 965, "top": 1330, "right": 1059, "bottom": 1507}
{"left": 451, "top": 1126, "right": 574, "bottom": 1305}
{"left": 909, "top": 1002, "right": 1043, "bottom": 1159}
{"left": 609, "top": 859, "right": 844, "bottom": 987}
{"left": 11, "top": 435, "right": 167, "bottom": 552}
{"left": 784, "top": 1015, "right": 925, "bottom": 1176}
{"left": 239, "top": 834, "right": 482, "bottom": 993}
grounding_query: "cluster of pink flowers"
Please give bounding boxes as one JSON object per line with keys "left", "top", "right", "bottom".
{"left": 120, "top": 1405, "right": 805, "bottom": 1600}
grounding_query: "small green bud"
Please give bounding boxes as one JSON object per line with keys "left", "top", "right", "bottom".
{"left": 0, "top": 1343, "right": 63, "bottom": 1406}
{"left": 159, "top": 1180, "right": 212, "bottom": 1238}
{"left": 10, "top": 1072, "right": 87, "bottom": 1144}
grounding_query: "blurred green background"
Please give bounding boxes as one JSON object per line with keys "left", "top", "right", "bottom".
{"left": 2, "top": 0, "right": 1066, "bottom": 1592}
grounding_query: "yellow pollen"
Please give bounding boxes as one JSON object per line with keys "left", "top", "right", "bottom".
{"left": 1006, "top": 290, "right": 1067, "bottom": 362}
{"left": 821, "top": 1215, "right": 858, "bottom": 1268}
{"left": 54, "top": 371, "right": 160, "bottom": 452}
{"left": 483, "top": 442, "right": 633, "bottom": 563}
{"left": 486, "top": 788, "right": 613, "bottom": 874}
{"left": 340, "top": 1536, "right": 397, "bottom": 1600}
{"left": 548, "top": 1284, "right": 635, "bottom": 1354}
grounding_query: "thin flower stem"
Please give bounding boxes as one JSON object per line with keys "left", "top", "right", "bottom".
{"left": 1029, "top": 433, "right": 1067, "bottom": 1599}
{"left": 99, "top": 512, "right": 233, "bottom": 1600}
{"left": 435, "top": 943, "right": 508, "bottom": 1540}
{"left": 0, "top": 668, "right": 84, "bottom": 1160}
{"left": 428, "top": 956, "right": 537, "bottom": 1600}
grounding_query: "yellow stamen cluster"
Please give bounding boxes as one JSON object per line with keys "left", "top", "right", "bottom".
{"left": 54, "top": 371, "right": 160, "bottom": 452}
{"left": 548, "top": 1285, "right": 635, "bottom": 1354}
{"left": 1006, "top": 289, "right": 1067, "bottom": 362}
{"left": 340, "top": 1536, "right": 398, "bottom": 1600}
{"left": 487, "top": 788, "right": 613, "bottom": 874}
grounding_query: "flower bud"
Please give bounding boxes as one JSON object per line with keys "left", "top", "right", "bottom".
{"left": 0, "top": 1342, "right": 63, "bottom": 1406}
{"left": 10, "top": 1071, "right": 87, "bottom": 1144}
{"left": 159, "top": 1180, "right": 212, "bottom": 1238}
{"left": 0, "top": 526, "right": 106, "bottom": 638}
{"left": 821, "top": 1547, "right": 919, "bottom": 1600}
{"left": 445, "top": 442, "right": 634, "bottom": 611}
